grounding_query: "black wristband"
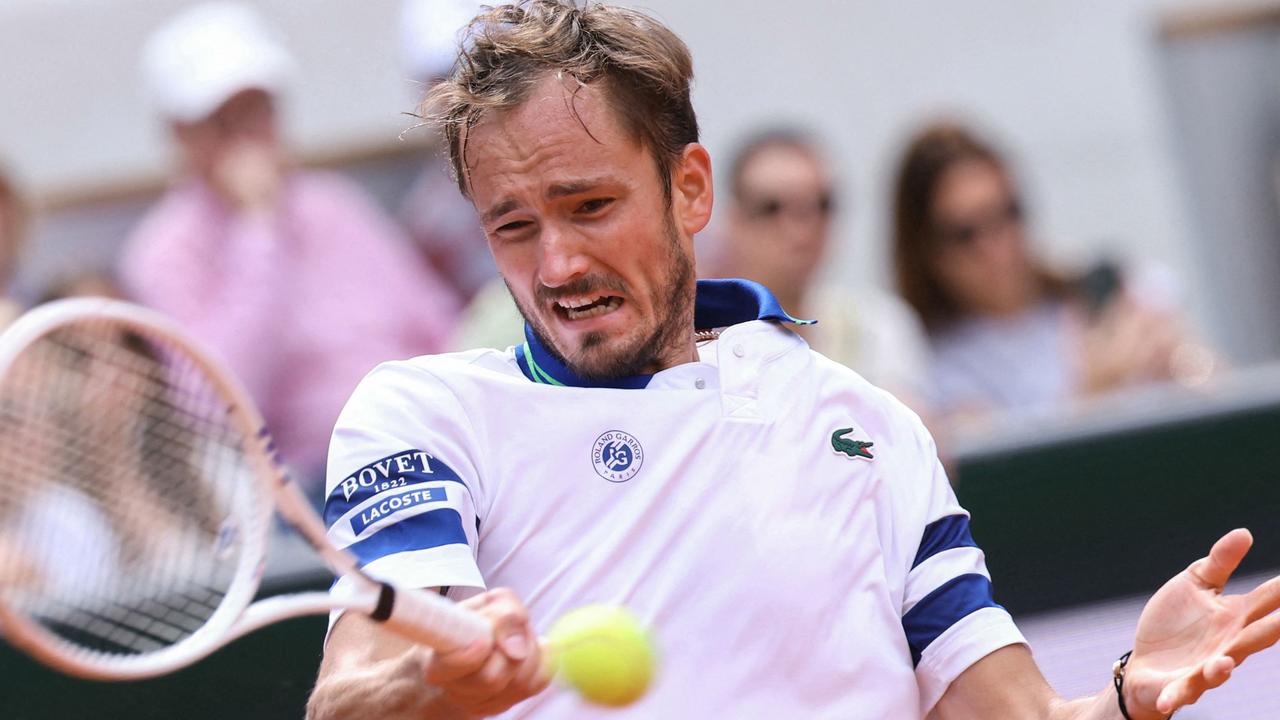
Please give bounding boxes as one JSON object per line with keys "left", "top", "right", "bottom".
{"left": 1113, "top": 651, "right": 1135, "bottom": 720}
{"left": 1113, "top": 651, "right": 1173, "bottom": 720}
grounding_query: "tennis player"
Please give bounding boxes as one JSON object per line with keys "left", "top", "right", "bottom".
{"left": 308, "top": 2, "right": 1280, "bottom": 718}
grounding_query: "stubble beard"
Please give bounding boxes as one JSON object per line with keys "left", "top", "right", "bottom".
{"left": 508, "top": 218, "right": 696, "bottom": 381}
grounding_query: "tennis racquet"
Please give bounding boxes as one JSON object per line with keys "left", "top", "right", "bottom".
{"left": 0, "top": 297, "right": 493, "bottom": 681}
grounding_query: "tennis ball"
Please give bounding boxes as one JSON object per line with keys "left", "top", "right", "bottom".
{"left": 547, "top": 604, "right": 655, "bottom": 707}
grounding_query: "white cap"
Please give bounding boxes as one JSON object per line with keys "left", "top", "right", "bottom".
{"left": 142, "top": 1, "right": 294, "bottom": 122}
{"left": 400, "top": 0, "right": 485, "bottom": 82}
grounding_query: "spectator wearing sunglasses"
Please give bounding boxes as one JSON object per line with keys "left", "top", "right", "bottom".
{"left": 891, "top": 122, "right": 1203, "bottom": 424}
{"left": 717, "top": 129, "right": 931, "bottom": 412}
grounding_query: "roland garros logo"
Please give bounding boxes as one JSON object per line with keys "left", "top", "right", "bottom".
{"left": 592, "top": 430, "right": 644, "bottom": 482}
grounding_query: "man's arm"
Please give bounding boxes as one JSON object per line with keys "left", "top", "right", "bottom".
{"left": 307, "top": 588, "right": 550, "bottom": 720}
{"left": 315, "top": 360, "right": 526, "bottom": 717}
{"left": 933, "top": 529, "right": 1280, "bottom": 719}
{"left": 308, "top": 611, "right": 459, "bottom": 720}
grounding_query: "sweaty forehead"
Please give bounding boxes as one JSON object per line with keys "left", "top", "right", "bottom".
{"left": 464, "top": 74, "right": 644, "bottom": 198}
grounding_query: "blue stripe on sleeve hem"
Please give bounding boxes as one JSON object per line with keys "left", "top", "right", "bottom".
{"left": 913, "top": 514, "right": 978, "bottom": 569}
{"left": 902, "top": 573, "right": 1000, "bottom": 667}
{"left": 345, "top": 507, "right": 469, "bottom": 566}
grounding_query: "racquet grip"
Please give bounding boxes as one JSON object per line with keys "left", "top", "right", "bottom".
{"left": 380, "top": 585, "right": 491, "bottom": 652}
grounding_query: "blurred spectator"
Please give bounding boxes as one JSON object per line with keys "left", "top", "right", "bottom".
{"left": 399, "top": 0, "right": 494, "bottom": 305}
{"left": 120, "top": 2, "right": 458, "bottom": 491}
{"left": 0, "top": 166, "right": 28, "bottom": 327}
{"left": 891, "top": 122, "right": 1209, "bottom": 423}
{"left": 717, "top": 129, "right": 931, "bottom": 409}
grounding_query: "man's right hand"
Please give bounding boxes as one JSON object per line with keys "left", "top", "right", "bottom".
{"left": 307, "top": 587, "right": 551, "bottom": 720}
{"left": 426, "top": 587, "right": 552, "bottom": 716}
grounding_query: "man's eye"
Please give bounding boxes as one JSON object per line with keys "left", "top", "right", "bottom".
{"left": 577, "top": 198, "right": 614, "bottom": 214}
{"left": 497, "top": 220, "right": 532, "bottom": 233}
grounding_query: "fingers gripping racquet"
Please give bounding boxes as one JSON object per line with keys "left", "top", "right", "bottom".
{"left": 0, "top": 299, "right": 488, "bottom": 681}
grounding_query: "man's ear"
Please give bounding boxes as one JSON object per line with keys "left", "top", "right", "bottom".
{"left": 672, "top": 143, "right": 714, "bottom": 236}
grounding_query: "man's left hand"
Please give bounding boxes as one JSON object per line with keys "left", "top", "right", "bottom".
{"left": 1123, "top": 528, "right": 1280, "bottom": 718}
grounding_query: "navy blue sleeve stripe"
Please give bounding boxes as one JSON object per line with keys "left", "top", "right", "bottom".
{"left": 345, "top": 507, "right": 469, "bottom": 566}
{"left": 902, "top": 573, "right": 1000, "bottom": 667}
{"left": 912, "top": 514, "right": 978, "bottom": 569}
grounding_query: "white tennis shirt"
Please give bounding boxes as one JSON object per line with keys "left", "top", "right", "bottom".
{"left": 324, "top": 279, "right": 1025, "bottom": 719}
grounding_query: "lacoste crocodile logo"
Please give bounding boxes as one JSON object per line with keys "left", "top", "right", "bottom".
{"left": 831, "top": 427, "right": 874, "bottom": 460}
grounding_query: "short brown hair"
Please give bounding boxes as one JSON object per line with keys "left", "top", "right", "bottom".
{"left": 421, "top": 0, "right": 698, "bottom": 202}
{"left": 891, "top": 122, "right": 1066, "bottom": 330}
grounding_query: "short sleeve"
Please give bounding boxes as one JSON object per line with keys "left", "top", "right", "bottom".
{"left": 323, "top": 361, "right": 485, "bottom": 599}
{"left": 887, "top": 408, "right": 1026, "bottom": 715}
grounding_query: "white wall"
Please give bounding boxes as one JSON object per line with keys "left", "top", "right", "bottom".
{"left": 0, "top": 0, "right": 1234, "bottom": 346}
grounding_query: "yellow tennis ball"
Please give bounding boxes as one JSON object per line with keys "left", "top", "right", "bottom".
{"left": 547, "top": 604, "right": 655, "bottom": 707}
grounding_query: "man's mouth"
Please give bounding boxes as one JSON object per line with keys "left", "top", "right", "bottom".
{"left": 553, "top": 295, "right": 624, "bottom": 321}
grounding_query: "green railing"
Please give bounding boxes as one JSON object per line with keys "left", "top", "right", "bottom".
{"left": 955, "top": 384, "right": 1280, "bottom": 616}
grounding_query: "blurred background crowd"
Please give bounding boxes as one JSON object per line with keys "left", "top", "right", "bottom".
{"left": 0, "top": 0, "right": 1273, "bottom": 488}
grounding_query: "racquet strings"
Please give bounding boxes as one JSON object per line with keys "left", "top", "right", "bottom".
{"left": 0, "top": 317, "right": 266, "bottom": 658}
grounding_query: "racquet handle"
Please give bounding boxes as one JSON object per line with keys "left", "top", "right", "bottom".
{"left": 381, "top": 585, "right": 492, "bottom": 652}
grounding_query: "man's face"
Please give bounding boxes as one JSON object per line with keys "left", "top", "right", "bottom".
{"left": 466, "top": 74, "right": 712, "bottom": 379}
{"left": 173, "top": 88, "right": 278, "bottom": 180}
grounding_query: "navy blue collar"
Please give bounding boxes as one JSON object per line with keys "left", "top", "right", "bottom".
{"left": 514, "top": 278, "right": 813, "bottom": 389}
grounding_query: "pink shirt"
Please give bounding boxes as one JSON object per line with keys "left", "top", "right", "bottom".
{"left": 120, "top": 171, "right": 459, "bottom": 486}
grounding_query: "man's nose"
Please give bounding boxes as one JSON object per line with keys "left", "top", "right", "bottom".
{"left": 536, "top": 223, "right": 591, "bottom": 288}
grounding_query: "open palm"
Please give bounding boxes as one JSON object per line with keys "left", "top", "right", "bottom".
{"left": 1124, "top": 529, "right": 1280, "bottom": 718}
